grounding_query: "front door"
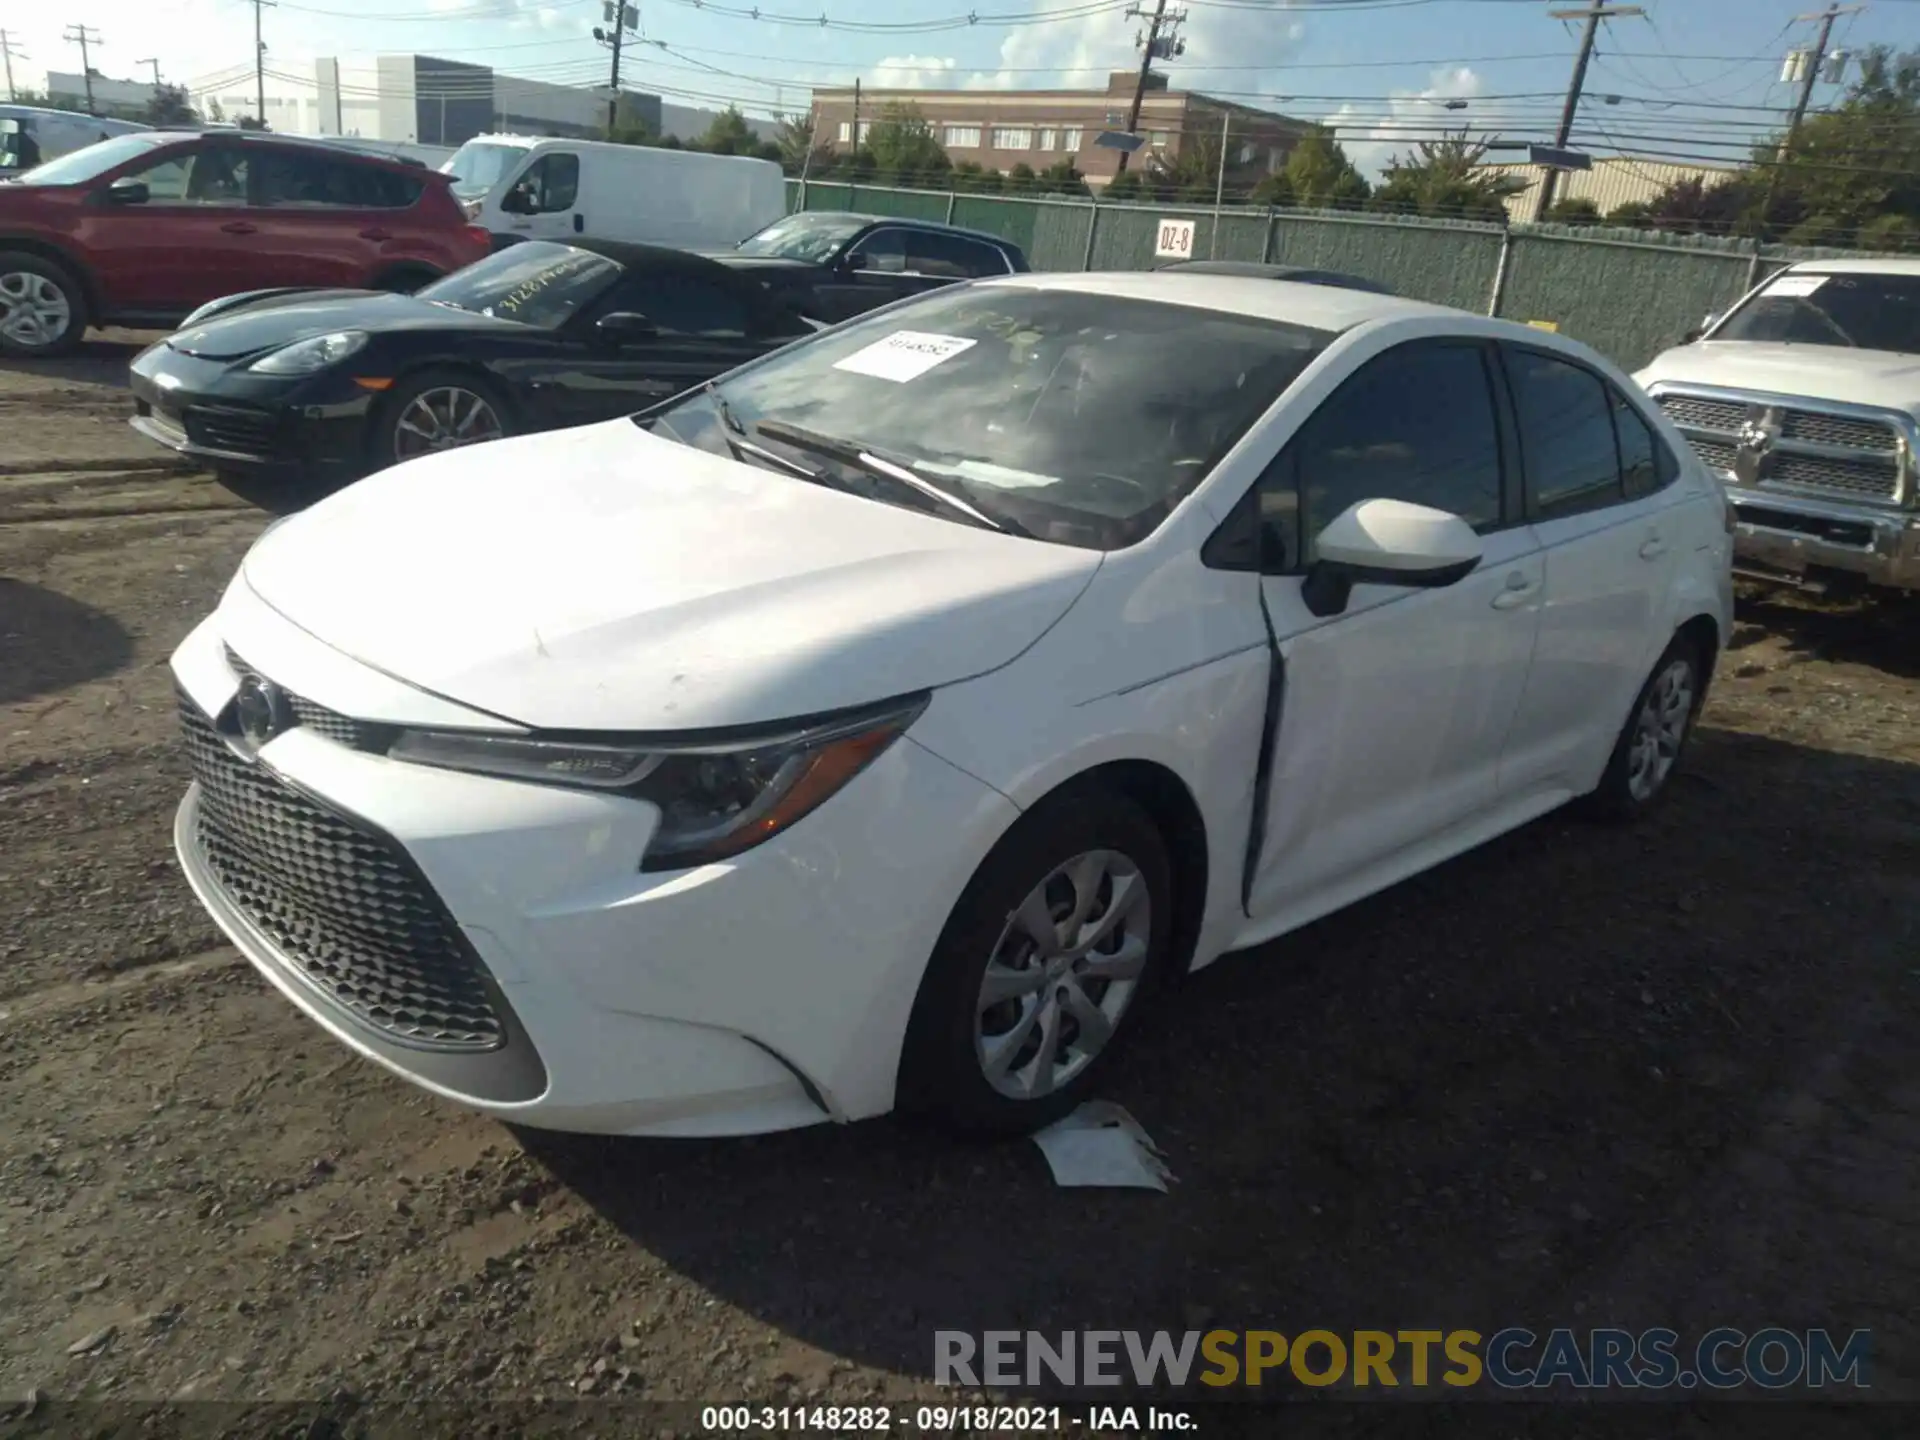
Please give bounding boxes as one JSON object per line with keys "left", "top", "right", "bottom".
{"left": 75, "top": 141, "right": 256, "bottom": 316}
{"left": 500, "top": 151, "right": 583, "bottom": 244}
{"left": 1248, "top": 339, "right": 1545, "bottom": 922}
{"left": 810, "top": 228, "right": 921, "bottom": 322}
{"left": 1495, "top": 345, "right": 1689, "bottom": 802}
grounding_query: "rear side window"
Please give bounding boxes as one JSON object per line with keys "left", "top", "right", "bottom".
{"left": 908, "top": 232, "right": 1010, "bottom": 279}
{"left": 1505, "top": 348, "right": 1623, "bottom": 520}
{"left": 1278, "top": 341, "right": 1506, "bottom": 567}
{"left": 1611, "top": 387, "right": 1680, "bottom": 498}
{"left": 254, "top": 151, "right": 424, "bottom": 209}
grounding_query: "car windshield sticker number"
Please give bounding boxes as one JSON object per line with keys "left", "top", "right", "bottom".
{"left": 1764, "top": 274, "right": 1827, "bottom": 298}
{"left": 1154, "top": 219, "right": 1196, "bottom": 259}
{"left": 832, "top": 331, "right": 978, "bottom": 383}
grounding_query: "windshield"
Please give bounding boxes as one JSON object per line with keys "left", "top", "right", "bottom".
{"left": 416, "top": 243, "right": 623, "bottom": 328}
{"left": 645, "top": 283, "right": 1333, "bottom": 550}
{"left": 442, "top": 140, "right": 531, "bottom": 199}
{"left": 11, "top": 131, "right": 169, "bottom": 186}
{"left": 735, "top": 212, "right": 868, "bottom": 262}
{"left": 1714, "top": 271, "right": 1920, "bottom": 355}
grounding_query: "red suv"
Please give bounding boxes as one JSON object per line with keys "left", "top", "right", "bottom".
{"left": 0, "top": 131, "right": 490, "bottom": 357}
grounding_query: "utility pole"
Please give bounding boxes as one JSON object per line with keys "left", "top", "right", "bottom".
{"left": 63, "top": 26, "right": 105, "bottom": 115}
{"left": 252, "top": 0, "right": 276, "bottom": 127}
{"left": 1747, "top": 3, "right": 1862, "bottom": 277}
{"left": 605, "top": 14, "right": 624, "bottom": 134}
{"left": 0, "top": 31, "right": 26, "bottom": 102}
{"left": 1116, "top": 0, "right": 1186, "bottom": 179}
{"left": 851, "top": 78, "right": 861, "bottom": 153}
{"left": 1533, "top": 2, "right": 1642, "bottom": 221}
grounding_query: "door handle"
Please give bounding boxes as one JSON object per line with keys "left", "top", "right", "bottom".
{"left": 359, "top": 227, "right": 393, "bottom": 241}
{"left": 573, "top": 213, "right": 584, "bottom": 234}
{"left": 1639, "top": 537, "right": 1668, "bottom": 560}
{"left": 220, "top": 220, "right": 257, "bottom": 235}
{"left": 1490, "top": 572, "right": 1538, "bottom": 610}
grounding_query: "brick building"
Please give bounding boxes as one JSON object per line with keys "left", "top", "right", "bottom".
{"left": 808, "top": 72, "right": 1318, "bottom": 189}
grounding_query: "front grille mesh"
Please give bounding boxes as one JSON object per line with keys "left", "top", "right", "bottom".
{"left": 179, "top": 689, "right": 504, "bottom": 1051}
{"left": 185, "top": 405, "right": 281, "bottom": 454}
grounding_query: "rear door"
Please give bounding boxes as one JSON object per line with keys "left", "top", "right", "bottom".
{"left": 543, "top": 268, "right": 773, "bottom": 427}
{"left": 1495, "top": 344, "right": 1690, "bottom": 802}
{"left": 74, "top": 140, "right": 257, "bottom": 316}
{"left": 240, "top": 147, "right": 430, "bottom": 291}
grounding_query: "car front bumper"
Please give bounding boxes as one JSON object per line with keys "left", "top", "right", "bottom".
{"left": 1725, "top": 484, "right": 1920, "bottom": 593}
{"left": 128, "top": 342, "right": 374, "bottom": 488}
{"left": 167, "top": 587, "right": 1019, "bottom": 1137}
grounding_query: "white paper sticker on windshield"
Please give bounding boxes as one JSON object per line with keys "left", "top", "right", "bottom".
{"left": 832, "top": 331, "right": 977, "bottom": 383}
{"left": 1764, "top": 274, "right": 1826, "bottom": 298}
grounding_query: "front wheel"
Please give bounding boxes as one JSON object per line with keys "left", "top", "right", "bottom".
{"left": 899, "top": 786, "right": 1173, "bottom": 1136}
{"left": 372, "top": 368, "right": 510, "bottom": 472}
{"left": 0, "top": 252, "right": 87, "bottom": 358}
{"left": 1579, "top": 635, "right": 1704, "bottom": 820}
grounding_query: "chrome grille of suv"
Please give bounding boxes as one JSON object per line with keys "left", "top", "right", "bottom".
{"left": 1654, "top": 389, "right": 1907, "bottom": 504}
{"left": 178, "top": 689, "right": 505, "bottom": 1051}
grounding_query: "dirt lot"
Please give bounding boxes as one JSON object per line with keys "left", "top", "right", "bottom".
{"left": 1, "top": 342, "right": 1917, "bottom": 1430}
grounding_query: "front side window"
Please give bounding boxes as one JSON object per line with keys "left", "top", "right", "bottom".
{"left": 516, "top": 152, "right": 579, "bottom": 213}
{"left": 119, "top": 146, "right": 248, "bottom": 205}
{"left": 416, "top": 242, "right": 622, "bottom": 328}
{"left": 607, "top": 273, "right": 749, "bottom": 338}
{"left": 849, "top": 229, "right": 907, "bottom": 273}
{"left": 1275, "top": 342, "right": 1505, "bottom": 569}
{"left": 645, "top": 285, "right": 1332, "bottom": 551}
{"left": 1505, "top": 348, "right": 1623, "bottom": 520}
{"left": 1713, "top": 271, "right": 1920, "bottom": 356}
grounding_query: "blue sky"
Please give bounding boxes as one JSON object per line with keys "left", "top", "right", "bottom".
{"left": 11, "top": 0, "right": 1917, "bottom": 169}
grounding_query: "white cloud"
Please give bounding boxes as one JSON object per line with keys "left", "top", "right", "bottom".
{"left": 964, "top": 2, "right": 1306, "bottom": 98}
{"left": 871, "top": 55, "right": 961, "bottom": 90}
{"left": 1323, "top": 65, "right": 1485, "bottom": 177}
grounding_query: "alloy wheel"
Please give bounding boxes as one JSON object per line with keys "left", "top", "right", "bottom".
{"left": 974, "top": 848, "right": 1151, "bottom": 1101}
{"left": 392, "top": 387, "right": 504, "bottom": 460}
{"left": 0, "top": 271, "right": 73, "bottom": 351}
{"left": 1627, "top": 656, "right": 1695, "bottom": 802}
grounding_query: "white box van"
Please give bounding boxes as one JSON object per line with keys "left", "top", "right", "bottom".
{"left": 441, "top": 135, "right": 786, "bottom": 252}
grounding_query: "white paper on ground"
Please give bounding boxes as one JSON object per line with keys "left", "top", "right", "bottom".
{"left": 1031, "top": 1101, "right": 1175, "bottom": 1191}
{"left": 831, "top": 331, "right": 977, "bottom": 383}
{"left": 1764, "top": 274, "right": 1827, "bottom": 298}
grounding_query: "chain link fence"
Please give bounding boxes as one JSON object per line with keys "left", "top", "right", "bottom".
{"left": 785, "top": 179, "right": 1887, "bottom": 370}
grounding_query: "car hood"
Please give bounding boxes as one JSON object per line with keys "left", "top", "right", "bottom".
{"left": 1636, "top": 341, "right": 1920, "bottom": 418}
{"left": 241, "top": 419, "right": 1102, "bottom": 731}
{"left": 169, "top": 292, "right": 523, "bottom": 361}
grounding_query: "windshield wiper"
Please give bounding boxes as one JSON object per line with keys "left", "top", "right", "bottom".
{"left": 702, "top": 382, "right": 821, "bottom": 480}
{"left": 752, "top": 419, "right": 1025, "bottom": 536}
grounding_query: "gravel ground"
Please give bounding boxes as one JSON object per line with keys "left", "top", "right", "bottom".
{"left": 1, "top": 341, "right": 1917, "bottom": 1434}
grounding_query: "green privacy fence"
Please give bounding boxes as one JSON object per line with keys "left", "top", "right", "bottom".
{"left": 784, "top": 178, "right": 1885, "bottom": 370}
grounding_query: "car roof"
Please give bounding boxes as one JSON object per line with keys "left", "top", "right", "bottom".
{"left": 793, "top": 210, "right": 1021, "bottom": 250}
{"left": 144, "top": 127, "right": 447, "bottom": 176}
{"left": 981, "top": 269, "right": 1455, "bottom": 331}
{"left": 1785, "top": 257, "right": 1920, "bottom": 276}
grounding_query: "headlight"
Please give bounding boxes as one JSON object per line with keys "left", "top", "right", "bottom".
{"left": 248, "top": 330, "right": 369, "bottom": 375}
{"left": 386, "top": 693, "right": 929, "bottom": 871}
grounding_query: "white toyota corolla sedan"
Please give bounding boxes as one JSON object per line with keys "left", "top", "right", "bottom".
{"left": 170, "top": 272, "right": 1734, "bottom": 1138}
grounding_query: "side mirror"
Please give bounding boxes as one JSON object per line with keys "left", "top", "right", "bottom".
{"left": 1300, "top": 498, "right": 1483, "bottom": 618}
{"left": 1683, "top": 311, "right": 1721, "bottom": 344}
{"left": 499, "top": 186, "right": 533, "bottom": 215}
{"left": 842, "top": 250, "right": 870, "bottom": 273}
{"left": 596, "top": 311, "right": 657, "bottom": 343}
{"left": 106, "top": 177, "right": 150, "bottom": 206}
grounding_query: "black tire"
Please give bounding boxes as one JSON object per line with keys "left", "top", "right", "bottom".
{"left": 1576, "top": 633, "right": 1705, "bottom": 822}
{"left": 368, "top": 367, "right": 512, "bottom": 474}
{"left": 898, "top": 784, "right": 1175, "bottom": 1137}
{"left": 0, "top": 250, "right": 88, "bottom": 358}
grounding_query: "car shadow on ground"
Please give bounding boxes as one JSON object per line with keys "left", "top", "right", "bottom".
{"left": 0, "top": 333, "right": 159, "bottom": 389}
{"left": 523, "top": 724, "right": 1920, "bottom": 1385}
{"left": 1727, "top": 590, "right": 1919, "bottom": 682}
{"left": 0, "top": 579, "right": 134, "bottom": 706}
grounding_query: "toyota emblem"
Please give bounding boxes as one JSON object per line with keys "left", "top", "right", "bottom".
{"left": 234, "top": 675, "right": 292, "bottom": 747}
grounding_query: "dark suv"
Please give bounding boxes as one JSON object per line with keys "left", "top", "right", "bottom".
{"left": 711, "top": 212, "right": 1030, "bottom": 324}
{"left": 0, "top": 131, "right": 491, "bottom": 357}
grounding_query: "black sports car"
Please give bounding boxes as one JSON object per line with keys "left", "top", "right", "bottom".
{"left": 707, "top": 211, "right": 1031, "bottom": 325}
{"left": 1156, "top": 259, "right": 1395, "bottom": 294}
{"left": 128, "top": 238, "right": 815, "bottom": 498}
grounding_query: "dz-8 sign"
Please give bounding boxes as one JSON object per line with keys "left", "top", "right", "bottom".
{"left": 1154, "top": 218, "right": 1196, "bottom": 259}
